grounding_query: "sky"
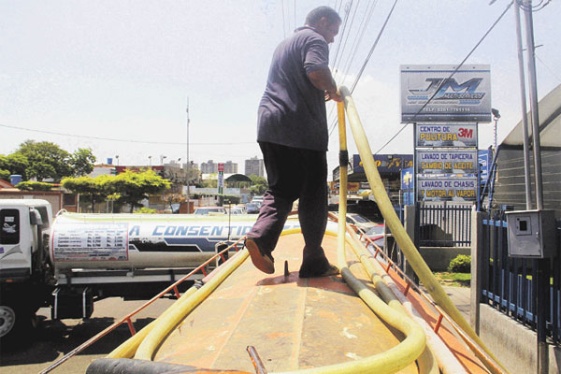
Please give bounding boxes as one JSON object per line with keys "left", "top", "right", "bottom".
{"left": 1, "top": 0, "right": 560, "bottom": 180}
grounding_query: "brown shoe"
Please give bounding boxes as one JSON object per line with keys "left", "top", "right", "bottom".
{"left": 245, "top": 238, "right": 275, "bottom": 274}
{"left": 299, "top": 264, "right": 339, "bottom": 278}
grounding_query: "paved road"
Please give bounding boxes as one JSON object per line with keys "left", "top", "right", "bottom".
{"left": 443, "top": 286, "right": 471, "bottom": 320}
{"left": 0, "top": 297, "right": 175, "bottom": 374}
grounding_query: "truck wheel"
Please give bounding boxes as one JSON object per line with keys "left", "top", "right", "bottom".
{"left": 0, "top": 305, "right": 16, "bottom": 339}
{"left": 0, "top": 304, "right": 35, "bottom": 350}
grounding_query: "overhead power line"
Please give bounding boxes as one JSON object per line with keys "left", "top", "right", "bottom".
{"left": 405, "top": 0, "right": 514, "bottom": 124}
{"left": 373, "top": 0, "right": 514, "bottom": 154}
{"left": 328, "top": 0, "right": 397, "bottom": 137}
{"left": 0, "top": 123, "right": 254, "bottom": 147}
{"left": 349, "top": 0, "right": 398, "bottom": 93}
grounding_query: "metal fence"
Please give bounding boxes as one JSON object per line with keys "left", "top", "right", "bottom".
{"left": 480, "top": 212, "right": 561, "bottom": 344}
{"left": 417, "top": 202, "right": 472, "bottom": 247}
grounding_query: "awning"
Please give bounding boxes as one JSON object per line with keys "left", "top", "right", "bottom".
{"left": 502, "top": 84, "right": 561, "bottom": 148}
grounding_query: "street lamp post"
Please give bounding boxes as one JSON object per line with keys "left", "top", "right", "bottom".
{"left": 148, "top": 156, "right": 152, "bottom": 167}
{"left": 115, "top": 155, "right": 119, "bottom": 166}
{"left": 186, "top": 98, "right": 191, "bottom": 211}
{"left": 491, "top": 108, "right": 500, "bottom": 152}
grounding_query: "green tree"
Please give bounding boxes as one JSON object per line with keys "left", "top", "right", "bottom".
{"left": 61, "top": 174, "right": 113, "bottom": 212}
{"left": 71, "top": 148, "right": 96, "bottom": 176}
{"left": 249, "top": 174, "right": 268, "bottom": 195}
{"left": 112, "top": 169, "right": 171, "bottom": 213}
{"left": 26, "top": 162, "right": 57, "bottom": 182}
{"left": 202, "top": 178, "right": 217, "bottom": 188}
{"left": 0, "top": 153, "right": 29, "bottom": 180}
{"left": 14, "top": 140, "right": 72, "bottom": 182}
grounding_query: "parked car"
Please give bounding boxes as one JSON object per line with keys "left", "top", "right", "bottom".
{"left": 226, "top": 206, "right": 246, "bottom": 215}
{"left": 246, "top": 202, "right": 260, "bottom": 214}
{"left": 329, "top": 199, "right": 382, "bottom": 223}
{"left": 363, "top": 224, "right": 385, "bottom": 249}
{"left": 193, "top": 206, "right": 227, "bottom": 215}
{"left": 251, "top": 196, "right": 264, "bottom": 206}
{"left": 345, "top": 213, "right": 377, "bottom": 232}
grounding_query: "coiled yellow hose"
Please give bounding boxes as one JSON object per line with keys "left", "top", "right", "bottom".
{"left": 339, "top": 86, "right": 507, "bottom": 374}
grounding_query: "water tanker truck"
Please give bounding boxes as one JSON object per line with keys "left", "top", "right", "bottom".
{"left": 0, "top": 199, "right": 261, "bottom": 348}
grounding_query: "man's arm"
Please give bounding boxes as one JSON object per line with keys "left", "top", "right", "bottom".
{"left": 307, "top": 68, "right": 343, "bottom": 102}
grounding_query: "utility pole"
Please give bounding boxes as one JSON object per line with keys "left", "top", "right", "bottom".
{"left": 523, "top": 0, "right": 544, "bottom": 211}
{"left": 520, "top": 2, "right": 547, "bottom": 373}
{"left": 514, "top": 3, "right": 533, "bottom": 210}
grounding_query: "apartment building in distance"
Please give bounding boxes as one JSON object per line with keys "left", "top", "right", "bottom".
{"left": 245, "top": 156, "right": 264, "bottom": 177}
{"left": 200, "top": 160, "right": 238, "bottom": 174}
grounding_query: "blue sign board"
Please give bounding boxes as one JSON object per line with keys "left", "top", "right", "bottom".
{"left": 478, "top": 149, "right": 491, "bottom": 185}
{"left": 401, "top": 167, "right": 415, "bottom": 206}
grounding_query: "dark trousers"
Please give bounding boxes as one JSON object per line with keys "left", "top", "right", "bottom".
{"left": 248, "top": 142, "right": 329, "bottom": 266}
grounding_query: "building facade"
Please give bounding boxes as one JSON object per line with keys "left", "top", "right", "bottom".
{"left": 201, "top": 160, "right": 238, "bottom": 174}
{"left": 245, "top": 156, "right": 264, "bottom": 177}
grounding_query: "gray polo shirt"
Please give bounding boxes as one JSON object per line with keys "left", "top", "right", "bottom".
{"left": 257, "top": 27, "right": 330, "bottom": 152}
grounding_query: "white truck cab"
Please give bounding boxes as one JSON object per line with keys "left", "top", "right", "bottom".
{"left": 0, "top": 199, "right": 52, "bottom": 281}
{"left": 0, "top": 199, "right": 53, "bottom": 348}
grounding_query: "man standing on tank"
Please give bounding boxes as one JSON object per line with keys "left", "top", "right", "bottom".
{"left": 245, "top": 6, "right": 343, "bottom": 278}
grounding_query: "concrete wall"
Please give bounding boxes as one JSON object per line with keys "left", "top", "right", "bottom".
{"left": 418, "top": 246, "right": 471, "bottom": 272}
{"left": 0, "top": 190, "right": 64, "bottom": 212}
{"left": 479, "top": 305, "right": 560, "bottom": 374}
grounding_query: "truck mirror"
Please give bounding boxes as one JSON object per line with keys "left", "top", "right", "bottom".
{"left": 30, "top": 209, "right": 43, "bottom": 226}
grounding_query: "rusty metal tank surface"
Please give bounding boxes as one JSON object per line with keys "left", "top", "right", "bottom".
{"left": 152, "top": 234, "right": 417, "bottom": 372}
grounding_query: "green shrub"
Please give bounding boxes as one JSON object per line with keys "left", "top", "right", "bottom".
{"left": 448, "top": 254, "right": 471, "bottom": 273}
{"left": 16, "top": 181, "right": 54, "bottom": 191}
{"left": 134, "top": 207, "right": 157, "bottom": 214}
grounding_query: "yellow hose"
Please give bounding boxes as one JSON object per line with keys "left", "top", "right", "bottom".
{"left": 339, "top": 85, "right": 507, "bottom": 373}
{"left": 337, "top": 104, "right": 435, "bottom": 373}
{"left": 365, "top": 245, "right": 470, "bottom": 374}
{"left": 344, "top": 224, "right": 440, "bottom": 374}
{"left": 273, "top": 230, "right": 426, "bottom": 374}
{"left": 336, "top": 98, "right": 349, "bottom": 268}
{"left": 105, "top": 86, "right": 498, "bottom": 373}
{"left": 126, "top": 223, "right": 426, "bottom": 372}
{"left": 110, "top": 94, "right": 427, "bottom": 371}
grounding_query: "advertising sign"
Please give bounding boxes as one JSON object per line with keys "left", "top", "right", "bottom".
{"left": 401, "top": 65, "right": 491, "bottom": 123}
{"left": 417, "top": 149, "right": 478, "bottom": 174}
{"left": 416, "top": 123, "right": 478, "bottom": 148}
{"left": 218, "top": 172, "right": 224, "bottom": 195}
{"left": 417, "top": 176, "right": 478, "bottom": 202}
{"left": 401, "top": 167, "right": 415, "bottom": 206}
{"left": 352, "top": 154, "right": 413, "bottom": 174}
{"left": 478, "top": 149, "right": 491, "bottom": 185}
{"left": 52, "top": 222, "right": 129, "bottom": 262}
{"left": 401, "top": 167, "right": 414, "bottom": 190}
